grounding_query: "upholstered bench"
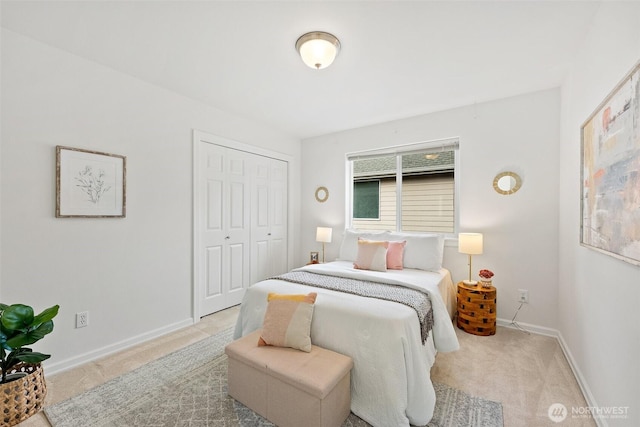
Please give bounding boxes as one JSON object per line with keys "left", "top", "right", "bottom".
{"left": 225, "top": 330, "right": 353, "bottom": 427}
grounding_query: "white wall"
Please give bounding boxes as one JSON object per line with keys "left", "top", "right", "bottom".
{"left": 559, "top": 2, "right": 640, "bottom": 424}
{"left": 301, "top": 88, "right": 560, "bottom": 329}
{"left": 0, "top": 30, "right": 301, "bottom": 372}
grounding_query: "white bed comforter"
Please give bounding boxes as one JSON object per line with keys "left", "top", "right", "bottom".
{"left": 233, "top": 261, "right": 459, "bottom": 427}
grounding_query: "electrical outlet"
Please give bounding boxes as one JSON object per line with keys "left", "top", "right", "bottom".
{"left": 76, "top": 311, "right": 89, "bottom": 328}
{"left": 518, "top": 289, "right": 529, "bottom": 304}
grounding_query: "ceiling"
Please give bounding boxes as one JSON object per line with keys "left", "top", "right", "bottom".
{"left": 1, "top": 1, "right": 601, "bottom": 139}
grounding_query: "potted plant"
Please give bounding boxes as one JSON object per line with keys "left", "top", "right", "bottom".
{"left": 478, "top": 269, "right": 494, "bottom": 288}
{"left": 0, "top": 303, "right": 59, "bottom": 426}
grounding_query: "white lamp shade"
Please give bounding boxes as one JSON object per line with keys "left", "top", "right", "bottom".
{"left": 316, "top": 227, "right": 333, "bottom": 243}
{"left": 296, "top": 32, "right": 340, "bottom": 70}
{"left": 458, "top": 233, "right": 483, "bottom": 255}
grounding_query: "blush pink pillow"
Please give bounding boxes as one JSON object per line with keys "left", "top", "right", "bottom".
{"left": 386, "top": 240, "right": 407, "bottom": 270}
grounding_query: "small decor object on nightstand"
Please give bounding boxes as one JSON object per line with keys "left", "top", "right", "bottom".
{"left": 478, "top": 269, "right": 494, "bottom": 288}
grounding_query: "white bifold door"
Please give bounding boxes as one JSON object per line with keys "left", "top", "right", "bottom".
{"left": 250, "top": 158, "right": 288, "bottom": 285}
{"left": 196, "top": 140, "right": 288, "bottom": 317}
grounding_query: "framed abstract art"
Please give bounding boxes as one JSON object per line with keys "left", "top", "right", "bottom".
{"left": 581, "top": 61, "right": 640, "bottom": 266}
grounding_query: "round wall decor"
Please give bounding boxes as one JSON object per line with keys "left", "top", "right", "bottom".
{"left": 493, "top": 171, "right": 522, "bottom": 195}
{"left": 315, "top": 186, "right": 329, "bottom": 203}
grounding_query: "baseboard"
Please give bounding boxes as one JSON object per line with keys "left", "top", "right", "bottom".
{"left": 43, "top": 317, "right": 195, "bottom": 376}
{"left": 496, "top": 317, "right": 558, "bottom": 337}
{"left": 555, "top": 331, "right": 606, "bottom": 427}
{"left": 496, "top": 318, "right": 605, "bottom": 427}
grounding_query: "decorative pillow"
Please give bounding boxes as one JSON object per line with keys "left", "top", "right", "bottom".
{"left": 258, "top": 292, "right": 317, "bottom": 352}
{"left": 338, "top": 229, "right": 387, "bottom": 262}
{"left": 384, "top": 232, "right": 444, "bottom": 271}
{"left": 354, "top": 239, "right": 389, "bottom": 272}
{"left": 386, "top": 240, "right": 407, "bottom": 270}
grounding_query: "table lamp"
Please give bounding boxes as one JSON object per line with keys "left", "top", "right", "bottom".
{"left": 458, "top": 233, "right": 483, "bottom": 285}
{"left": 316, "top": 227, "right": 333, "bottom": 263}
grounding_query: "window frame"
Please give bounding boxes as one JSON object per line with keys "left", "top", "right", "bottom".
{"left": 345, "top": 138, "right": 460, "bottom": 236}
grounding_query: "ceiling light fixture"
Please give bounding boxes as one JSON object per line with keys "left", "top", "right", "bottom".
{"left": 295, "top": 31, "right": 341, "bottom": 70}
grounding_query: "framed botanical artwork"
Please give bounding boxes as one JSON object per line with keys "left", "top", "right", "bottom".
{"left": 56, "top": 146, "right": 126, "bottom": 218}
{"left": 580, "top": 60, "right": 640, "bottom": 266}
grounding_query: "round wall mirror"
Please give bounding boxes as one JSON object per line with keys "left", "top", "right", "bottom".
{"left": 315, "top": 186, "right": 329, "bottom": 203}
{"left": 493, "top": 172, "right": 522, "bottom": 195}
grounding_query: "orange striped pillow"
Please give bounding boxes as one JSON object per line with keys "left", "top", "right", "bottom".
{"left": 258, "top": 292, "right": 317, "bottom": 352}
{"left": 354, "top": 239, "right": 389, "bottom": 271}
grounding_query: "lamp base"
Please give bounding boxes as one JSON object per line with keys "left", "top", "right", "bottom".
{"left": 462, "top": 279, "right": 478, "bottom": 286}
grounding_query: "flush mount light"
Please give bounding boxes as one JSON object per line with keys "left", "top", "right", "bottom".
{"left": 295, "top": 31, "right": 341, "bottom": 70}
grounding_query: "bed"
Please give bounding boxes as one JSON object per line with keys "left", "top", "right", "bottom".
{"left": 233, "top": 231, "right": 459, "bottom": 427}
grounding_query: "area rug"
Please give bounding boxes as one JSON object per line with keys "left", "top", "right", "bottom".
{"left": 45, "top": 328, "right": 503, "bottom": 427}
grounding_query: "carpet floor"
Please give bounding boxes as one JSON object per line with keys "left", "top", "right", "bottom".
{"left": 44, "top": 327, "right": 503, "bottom": 427}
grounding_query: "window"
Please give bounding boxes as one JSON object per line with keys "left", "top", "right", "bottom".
{"left": 353, "top": 181, "right": 380, "bottom": 219}
{"left": 347, "top": 139, "right": 458, "bottom": 233}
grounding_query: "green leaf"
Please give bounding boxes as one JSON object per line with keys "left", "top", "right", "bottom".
{"left": 5, "top": 332, "right": 36, "bottom": 349}
{"left": 0, "top": 303, "right": 8, "bottom": 311}
{"left": 5, "top": 321, "right": 54, "bottom": 349}
{"left": 1, "top": 305, "right": 34, "bottom": 330}
{"left": 0, "top": 323, "right": 10, "bottom": 337}
{"left": 3, "top": 348, "right": 26, "bottom": 371}
{"left": 30, "top": 320, "right": 54, "bottom": 340}
{"left": 32, "top": 305, "right": 59, "bottom": 326}
{"left": 15, "top": 351, "right": 50, "bottom": 364}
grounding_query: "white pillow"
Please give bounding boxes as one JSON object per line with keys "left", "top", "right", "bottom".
{"left": 338, "top": 229, "right": 387, "bottom": 261}
{"left": 383, "top": 232, "right": 444, "bottom": 271}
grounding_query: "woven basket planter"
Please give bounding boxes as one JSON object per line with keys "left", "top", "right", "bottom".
{"left": 0, "top": 363, "right": 47, "bottom": 427}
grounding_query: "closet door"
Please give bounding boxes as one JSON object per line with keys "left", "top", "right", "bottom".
{"left": 197, "top": 143, "right": 251, "bottom": 316}
{"left": 251, "top": 158, "right": 288, "bottom": 284}
{"left": 195, "top": 133, "right": 290, "bottom": 319}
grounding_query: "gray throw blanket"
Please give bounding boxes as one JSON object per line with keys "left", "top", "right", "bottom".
{"left": 273, "top": 271, "right": 434, "bottom": 345}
